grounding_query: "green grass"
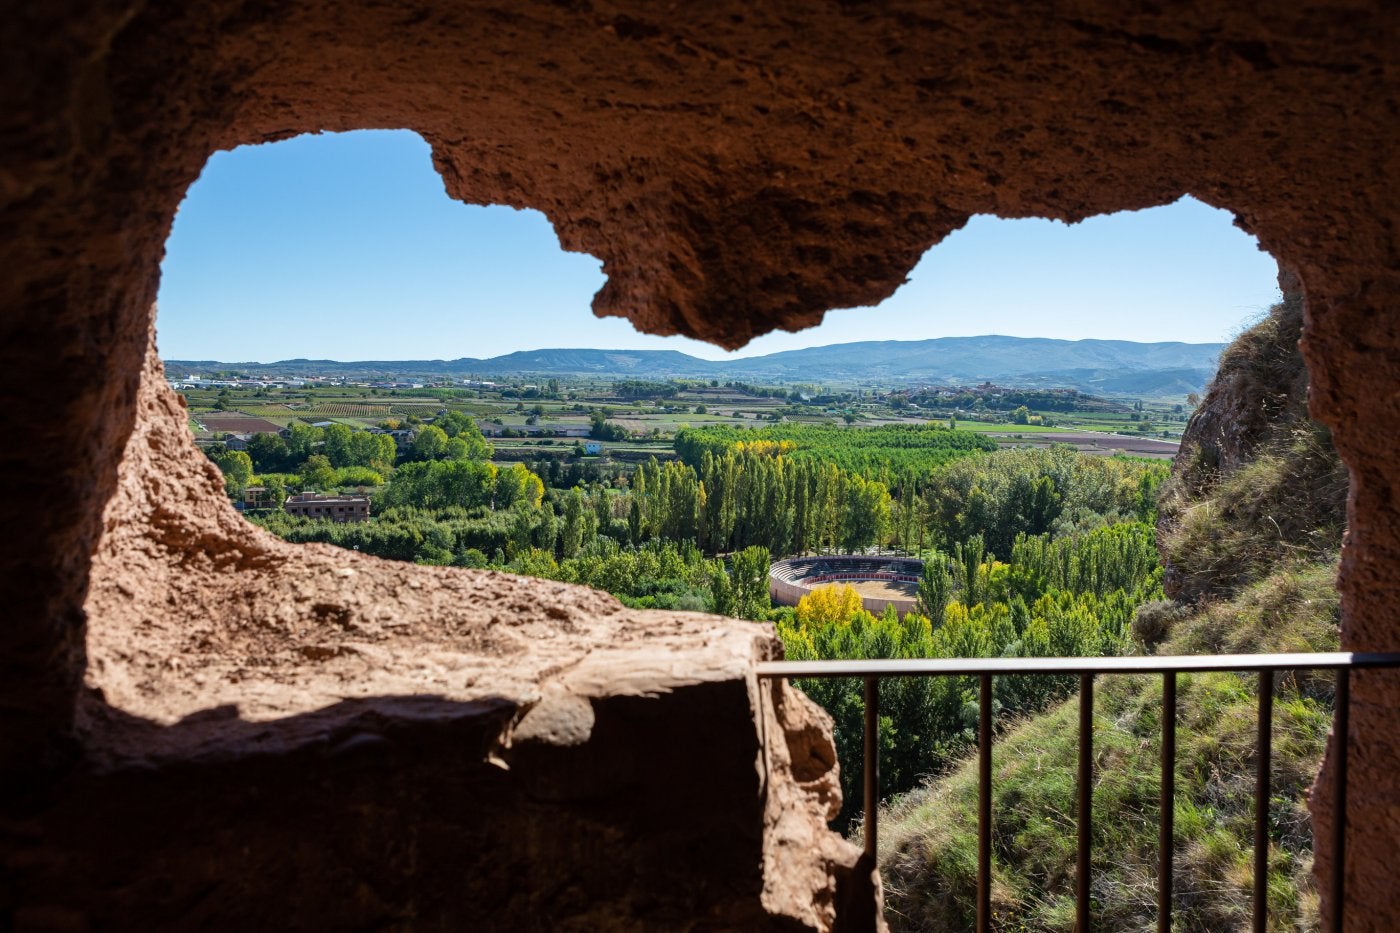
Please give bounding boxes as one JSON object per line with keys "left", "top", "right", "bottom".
{"left": 879, "top": 560, "right": 1339, "bottom": 931}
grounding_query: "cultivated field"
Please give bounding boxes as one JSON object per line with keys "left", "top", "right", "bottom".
{"left": 177, "top": 374, "right": 1189, "bottom": 463}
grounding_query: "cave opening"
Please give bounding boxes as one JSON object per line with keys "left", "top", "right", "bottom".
{"left": 7, "top": 4, "right": 1397, "bottom": 928}
{"left": 136, "top": 123, "right": 1342, "bottom": 929}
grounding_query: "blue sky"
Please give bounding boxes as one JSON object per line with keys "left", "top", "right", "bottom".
{"left": 157, "top": 130, "right": 1281, "bottom": 362}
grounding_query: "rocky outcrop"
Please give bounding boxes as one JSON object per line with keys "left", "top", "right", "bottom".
{"left": 1158, "top": 272, "right": 1348, "bottom": 604}
{"left": 4, "top": 1, "right": 1400, "bottom": 927}
{"left": 1170, "top": 271, "right": 1310, "bottom": 486}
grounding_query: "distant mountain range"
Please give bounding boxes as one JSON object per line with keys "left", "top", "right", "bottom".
{"left": 166, "top": 335, "right": 1225, "bottom": 396}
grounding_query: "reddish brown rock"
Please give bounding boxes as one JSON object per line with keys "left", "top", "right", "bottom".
{"left": 2, "top": 1, "right": 1399, "bottom": 927}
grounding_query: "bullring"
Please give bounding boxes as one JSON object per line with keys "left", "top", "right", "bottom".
{"left": 770, "top": 556, "right": 924, "bottom": 618}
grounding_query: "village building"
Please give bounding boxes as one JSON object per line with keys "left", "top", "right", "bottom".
{"left": 284, "top": 492, "right": 370, "bottom": 522}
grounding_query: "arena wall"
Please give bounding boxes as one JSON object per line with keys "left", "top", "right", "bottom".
{"left": 769, "top": 556, "right": 923, "bottom": 618}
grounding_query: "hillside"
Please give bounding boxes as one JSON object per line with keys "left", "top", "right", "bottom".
{"left": 164, "top": 334, "right": 1223, "bottom": 394}
{"left": 879, "top": 292, "right": 1347, "bottom": 930}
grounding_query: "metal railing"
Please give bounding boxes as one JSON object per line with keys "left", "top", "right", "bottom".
{"left": 756, "top": 651, "right": 1400, "bottom": 933}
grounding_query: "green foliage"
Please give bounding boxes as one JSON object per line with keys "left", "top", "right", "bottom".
{"left": 730, "top": 545, "right": 772, "bottom": 620}
{"left": 675, "top": 423, "right": 997, "bottom": 479}
{"left": 333, "top": 465, "right": 385, "bottom": 487}
{"left": 613, "top": 379, "right": 680, "bottom": 399}
{"left": 878, "top": 297, "right": 1346, "bottom": 931}
{"left": 377, "top": 459, "right": 500, "bottom": 510}
{"left": 880, "top": 560, "right": 1340, "bottom": 932}
{"left": 590, "top": 411, "right": 628, "bottom": 441}
{"left": 495, "top": 462, "right": 545, "bottom": 509}
{"left": 412, "top": 424, "right": 449, "bottom": 460}
{"left": 628, "top": 449, "right": 899, "bottom": 556}
{"left": 778, "top": 523, "right": 1162, "bottom": 828}
{"left": 917, "top": 551, "right": 955, "bottom": 620}
{"left": 300, "top": 454, "right": 337, "bottom": 490}
{"left": 509, "top": 538, "right": 724, "bottom": 613}
{"left": 922, "top": 446, "right": 1168, "bottom": 557}
{"left": 214, "top": 449, "right": 254, "bottom": 495}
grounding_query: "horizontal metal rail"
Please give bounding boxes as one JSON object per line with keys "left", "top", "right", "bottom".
{"left": 757, "top": 651, "right": 1400, "bottom": 678}
{"left": 756, "top": 651, "right": 1400, "bottom": 933}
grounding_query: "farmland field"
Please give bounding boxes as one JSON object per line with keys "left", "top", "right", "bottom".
{"left": 305, "top": 403, "right": 392, "bottom": 418}
{"left": 176, "top": 373, "right": 1190, "bottom": 467}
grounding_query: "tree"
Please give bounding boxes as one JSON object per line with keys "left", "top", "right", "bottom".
{"left": 348, "top": 430, "right": 395, "bottom": 473}
{"left": 840, "top": 474, "right": 891, "bottom": 552}
{"left": 954, "top": 534, "right": 987, "bottom": 607}
{"left": 324, "top": 423, "right": 354, "bottom": 467}
{"left": 794, "top": 584, "right": 864, "bottom": 626}
{"left": 285, "top": 421, "right": 323, "bottom": 462}
{"left": 436, "top": 410, "right": 471, "bottom": 437}
{"left": 496, "top": 462, "right": 544, "bottom": 509}
{"left": 435, "top": 412, "right": 492, "bottom": 459}
{"left": 628, "top": 496, "right": 644, "bottom": 545}
{"left": 246, "top": 432, "right": 290, "bottom": 473}
{"left": 534, "top": 501, "right": 559, "bottom": 553}
{"left": 709, "top": 562, "right": 736, "bottom": 616}
{"left": 506, "top": 503, "right": 535, "bottom": 558}
{"left": 917, "top": 552, "right": 955, "bottom": 622}
{"left": 731, "top": 545, "right": 771, "bottom": 620}
{"left": 261, "top": 474, "right": 287, "bottom": 510}
{"left": 215, "top": 449, "right": 254, "bottom": 496}
{"left": 590, "top": 411, "right": 627, "bottom": 441}
{"left": 412, "top": 425, "right": 449, "bottom": 460}
{"left": 561, "top": 487, "right": 587, "bottom": 558}
{"left": 301, "top": 454, "right": 337, "bottom": 491}
{"left": 1011, "top": 405, "right": 1032, "bottom": 425}
{"left": 443, "top": 436, "right": 470, "bottom": 460}
{"left": 376, "top": 459, "right": 498, "bottom": 510}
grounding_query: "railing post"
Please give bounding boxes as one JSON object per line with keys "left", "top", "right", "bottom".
{"left": 978, "top": 672, "right": 993, "bottom": 933}
{"left": 1331, "top": 667, "right": 1349, "bottom": 933}
{"left": 864, "top": 676, "right": 879, "bottom": 860}
{"left": 1254, "top": 670, "right": 1274, "bottom": 933}
{"left": 1077, "top": 673, "right": 1094, "bottom": 933}
{"left": 1159, "top": 671, "right": 1176, "bottom": 933}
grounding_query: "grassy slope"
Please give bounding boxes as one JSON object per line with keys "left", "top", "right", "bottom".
{"left": 879, "top": 296, "right": 1345, "bottom": 931}
{"left": 880, "top": 561, "right": 1338, "bottom": 932}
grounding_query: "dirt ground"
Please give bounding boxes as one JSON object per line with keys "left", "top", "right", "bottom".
{"left": 847, "top": 578, "right": 920, "bottom": 601}
{"left": 990, "top": 431, "right": 1180, "bottom": 460}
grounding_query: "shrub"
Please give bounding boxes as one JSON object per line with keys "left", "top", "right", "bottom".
{"left": 1131, "top": 599, "right": 1188, "bottom": 649}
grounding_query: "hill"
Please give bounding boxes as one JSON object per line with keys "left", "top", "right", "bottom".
{"left": 164, "top": 335, "right": 1223, "bottom": 394}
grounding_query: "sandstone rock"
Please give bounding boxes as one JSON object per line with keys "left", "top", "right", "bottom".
{"left": 4, "top": 1, "right": 1400, "bottom": 926}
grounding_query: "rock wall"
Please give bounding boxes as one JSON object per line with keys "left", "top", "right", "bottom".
{"left": 3, "top": 0, "right": 1399, "bottom": 927}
